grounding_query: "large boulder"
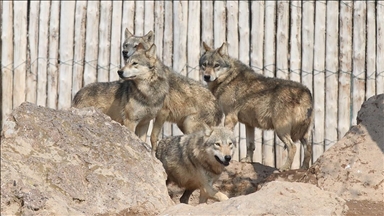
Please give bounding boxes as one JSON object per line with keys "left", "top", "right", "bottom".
{"left": 161, "top": 181, "right": 348, "bottom": 215}
{"left": 1, "top": 102, "right": 174, "bottom": 215}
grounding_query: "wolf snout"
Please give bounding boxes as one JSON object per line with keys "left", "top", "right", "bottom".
{"left": 224, "top": 155, "right": 231, "bottom": 162}
{"left": 117, "top": 70, "right": 123, "bottom": 76}
{"left": 203, "top": 75, "right": 211, "bottom": 82}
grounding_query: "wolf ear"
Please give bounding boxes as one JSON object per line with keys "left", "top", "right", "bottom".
{"left": 218, "top": 42, "right": 228, "bottom": 57}
{"left": 146, "top": 44, "right": 157, "bottom": 59}
{"left": 144, "top": 30, "right": 155, "bottom": 44}
{"left": 203, "top": 124, "right": 213, "bottom": 137}
{"left": 202, "top": 42, "right": 212, "bottom": 52}
{"left": 125, "top": 28, "right": 133, "bottom": 39}
{"left": 136, "top": 43, "right": 145, "bottom": 51}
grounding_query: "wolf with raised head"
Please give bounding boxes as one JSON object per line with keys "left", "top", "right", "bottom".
{"left": 199, "top": 42, "right": 313, "bottom": 171}
{"left": 72, "top": 44, "right": 169, "bottom": 141}
{"left": 156, "top": 126, "right": 236, "bottom": 204}
{"left": 122, "top": 29, "right": 223, "bottom": 156}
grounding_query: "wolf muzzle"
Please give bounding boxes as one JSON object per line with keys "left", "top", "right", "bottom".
{"left": 203, "top": 75, "right": 212, "bottom": 82}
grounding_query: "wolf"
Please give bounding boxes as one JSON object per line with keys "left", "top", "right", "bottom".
{"left": 72, "top": 44, "right": 169, "bottom": 141}
{"left": 122, "top": 29, "right": 223, "bottom": 156}
{"left": 199, "top": 42, "right": 313, "bottom": 171}
{"left": 156, "top": 126, "right": 236, "bottom": 204}
{"left": 122, "top": 29, "right": 154, "bottom": 61}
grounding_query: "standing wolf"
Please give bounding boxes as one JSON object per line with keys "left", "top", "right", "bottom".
{"left": 122, "top": 29, "right": 223, "bottom": 156}
{"left": 72, "top": 44, "right": 169, "bottom": 141}
{"left": 200, "top": 42, "right": 313, "bottom": 171}
{"left": 156, "top": 126, "right": 236, "bottom": 204}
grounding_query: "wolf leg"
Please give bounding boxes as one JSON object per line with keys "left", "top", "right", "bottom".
{"left": 300, "top": 136, "right": 312, "bottom": 169}
{"left": 276, "top": 133, "right": 296, "bottom": 171}
{"left": 123, "top": 119, "right": 137, "bottom": 134}
{"left": 200, "top": 185, "right": 228, "bottom": 203}
{"left": 179, "top": 189, "right": 194, "bottom": 204}
{"left": 240, "top": 125, "right": 255, "bottom": 163}
{"left": 150, "top": 110, "right": 169, "bottom": 157}
{"left": 135, "top": 121, "right": 150, "bottom": 142}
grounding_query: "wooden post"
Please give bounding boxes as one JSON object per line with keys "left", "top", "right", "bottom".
{"left": 213, "top": 1, "right": 226, "bottom": 48}
{"left": 201, "top": 1, "right": 214, "bottom": 54}
{"left": 275, "top": 1, "right": 289, "bottom": 168}
{"left": 352, "top": 1, "right": 367, "bottom": 125}
{"left": 378, "top": 2, "right": 384, "bottom": 94}
{"left": 135, "top": 1, "right": 144, "bottom": 35}
{"left": 173, "top": 1, "right": 188, "bottom": 76}
{"left": 366, "top": 1, "right": 376, "bottom": 98}
{"left": 83, "top": 1, "right": 100, "bottom": 86}
{"left": 250, "top": 1, "right": 265, "bottom": 164}
{"left": 338, "top": 1, "right": 353, "bottom": 139}
{"left": 58, "top": 1, "right": 75, "bottom": 109}
{"left": 110, "top": 0, "right": 123, "bottom": 81}
{"left": 187, "top": 1, "right": 200, "bottom": 80}
{"left": 26, "top": 1, "right": 39, "bottom": 104}
{"left": 121, "top": 1, "right": 135, "bottom": 67}
{"left": 312, "top": 0, "right": 326, "bottom": 162}
{"left": 289, "top": 0, "right": 302, "bottom": 169}
{"left": 36, "top": 1, "right": 50, "bottom": 107}
{"left": 97, "top": 1, "right": 112, "bottom": 82}
{"left": 325, "top": 1, "right": 339, "bottom": 151}
{"left": 263, "top": 1, "right": 276, "bottom": 168}
{"left": 72, "top": 1, "right": 87, "bottom": 99}
{"left": 144, "top": 1, "right": 154, "bottom": 35}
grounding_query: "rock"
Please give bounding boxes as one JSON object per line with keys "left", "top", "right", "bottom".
{"left": 1, "top": 102, "right": 174, "bottom": 215}
{"left": 161, "top": 181, "right": 348, "bottom": 215}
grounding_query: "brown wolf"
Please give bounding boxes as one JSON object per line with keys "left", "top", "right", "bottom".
{"left": 200, "top": 42, "right": 313, "bottom": 171}
{"left": 122, "top": 29, "right": 223, "bottom": 156}
{"left": 72, "top": 44, "right": 169, "bottom": 141}
{"left": 156, "top": 126, "right": 236, "bottom": 204}
{"left": 122, "top": 29, "right": 154, "bottom": 61}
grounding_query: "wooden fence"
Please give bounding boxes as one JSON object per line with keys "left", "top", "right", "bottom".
{"left": 1, "top": 1, "right": 383, "bottom": 169}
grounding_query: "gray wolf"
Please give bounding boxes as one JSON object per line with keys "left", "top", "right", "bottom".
{"left": 199, "top": 42, "right": 313, "bottom": 171}
{"left": 155, "top": 126, "right": 236, "bottom": 204}
{"left": 122, "top": 29, "right": 223, "bottom": 156}
{"left": 122, "top": 29, "right": 154, "bottom": 61}
{"left": 72, "top": 44, "right": 169, "bottom": 141}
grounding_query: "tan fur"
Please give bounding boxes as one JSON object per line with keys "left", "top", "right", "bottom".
{"left": 156, "top": 126, "right": 236, "bottom": 204}
{"left": 200, "top": 42, "right": 314, "bottom": 171}
{"left": 123, "top": 29, "right": 223, "bottom": 156}
{"left": 72, "top": 44, "right": 169, "bottom": 141}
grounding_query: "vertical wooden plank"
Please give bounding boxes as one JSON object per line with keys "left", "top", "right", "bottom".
{"left": 338, "top": 1, "right": 353, "bottom": 138}
{"left": 172, "top": 1, "right": 188, "bottom": 135}
{"left": 239, "top": 1, "right": 250, "bottom": 162}
{"left": 213, "top": 1, "right": 226, "bottom": 48}
{"left": 97, "top": 1, "right": 112, "bottom": 82}
{"left": 1, "top": 1, "right": 13, "bottom": 125}
{"left": 187, "top": 1, "right": 200, "bottom": 80}
{"left": 366, "top": 1, "right": 376, "bottom": 98}
{"left": 26, "top": 1, "right": 39, "bottom": 104}
{"left": 110, "top": 0, "right": 122, "bottom": 81}
{"left": 0, "top": 0, "right": 2, "bottom": 126}
{"left": 144, "top": 1, "right": 154, "bottom": 34}
{"left": 13, "top": 1, "right": 28, "bottom": 108}
{"left": 72, "top": 1, "right": 87, "bottom": 99}
{"left": 263, "top": 1, "right": 276, "bottom": 168}
{"left": 36, "top": 1, "right": 50, "bottom": 106}
{"left": 83, "top": 1, "right": 99, "bottom": 86}
{"left": 47, "top": 1, "right": 60, "bottom": 109}
{"left": 121, "top": 1, "right": 135, "bottom": 66}
{"left": 301, "top": 0, "right": 314, "bottom": 165}
{"left": 162, "top": 1, "right": 173, "bottom": 137}
{"left": 250, "top": 1, "right": 265, "bottom": 164}
{"left": 352, "top": 1, "right": 366, "bottom": 125}
{"left": 312, "top": 0, "right": 326, "bottom": 162}
{"left": 378, "top": 2, "right": 384, "bottom": 94}
{"left": 325, "top": 0, "right": 339, "bottom": 151}
{"left": 201, "top": 1, "right": 214, "bottom": 50}
{"left": 135, "top": 1, "right": 144, "bottom": 35}
{"left": 154, "top": 1, "right": 165, "bottom": 58}
{"left": 275, "top": 1, "right": 289, "bottom": 168}
{"left": 173, "top": 1, "right": 188, "bottom": 76}
{"left": 226, "top": 0, "right": 241, "bottom": 161}
{"left": 289, "top": 0, "right": 302, "bottom": 169}
{"left": 58, "top": 1, "right": 75, "bottom": 109}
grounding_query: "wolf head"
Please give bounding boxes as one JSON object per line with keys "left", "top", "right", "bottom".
{"left": 199, "top": 42, "right": 231, "bottom": 83}
{"left": 122, "top": 28, "right": 154, "bottom": 61}
{"left": 203, "top": 126, "right": 236, "bottom": 166}
{"left": 117, "top": 43, "right": 157, "bottom": 80}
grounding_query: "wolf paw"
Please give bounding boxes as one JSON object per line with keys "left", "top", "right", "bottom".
{"left": 279, "top": 165, "right": 291, "bottom": 172}
{"left": 240, "top": 157, "right": 252, "bottom": 163}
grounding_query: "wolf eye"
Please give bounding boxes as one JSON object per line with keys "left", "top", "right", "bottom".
{"left": 132, "top": 62, "right": 138, "bottom": 66}
{"left": 202, "top": 62, "right": 207, "bottom": 67}
{"left": 214, "top": 63, "right": 220, "bottom": 68}
{"left": 214, "top": 143, "right": 221, "bottom": 147}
